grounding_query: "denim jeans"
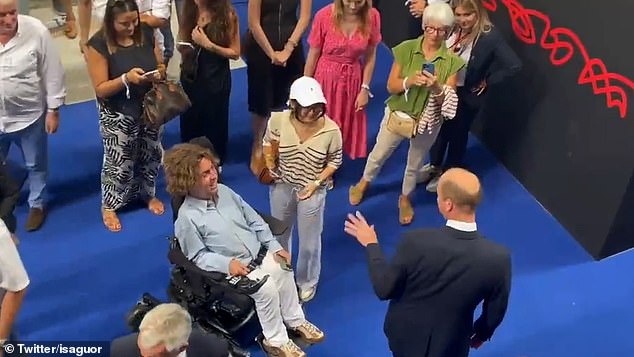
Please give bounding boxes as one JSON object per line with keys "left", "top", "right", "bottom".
{"left": 0, "top": 117, "right": 47, "bottom": 209}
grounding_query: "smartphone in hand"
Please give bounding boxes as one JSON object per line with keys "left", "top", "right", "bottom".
{"left": 176, "top": 41, "right": 195, "bottom": 49}
{"left": 422, "top": 62, "right": 435, "bottom": 75}
{"left": 142, "top": 69, "right": 159, "bottom": 78}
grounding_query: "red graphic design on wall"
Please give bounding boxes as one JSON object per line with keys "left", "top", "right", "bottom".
{"left": 483, "top": 0, "right": 634, "bottom": 119}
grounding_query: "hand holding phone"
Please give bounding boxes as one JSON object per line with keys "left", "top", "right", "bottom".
{"left": 142, "top": 69, "right": 159, "bottom": 78}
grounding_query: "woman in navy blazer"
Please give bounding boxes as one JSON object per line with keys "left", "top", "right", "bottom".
{"left": 422, "top": 0, "right": 522, "bottom": 191}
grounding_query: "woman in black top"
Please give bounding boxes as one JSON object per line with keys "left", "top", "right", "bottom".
{"left": 422, "top": 0, "right": 521, "bottom": 191}
{"left": 86, "top": 0, "right": 166, "bottom": 232}
{"left": 244, "top": 0, "right": 312, "bottom": 175}
{"left": 178, "top": 0, "right": 240, "bottom": 169}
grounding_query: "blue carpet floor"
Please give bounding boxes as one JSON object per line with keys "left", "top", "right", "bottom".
{"left": 8, "top": 2, "right": 634, "bottom": 356}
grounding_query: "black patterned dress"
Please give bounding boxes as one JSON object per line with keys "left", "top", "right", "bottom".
{"left": 87, "top": 24, "right": 163, "bottom": 211}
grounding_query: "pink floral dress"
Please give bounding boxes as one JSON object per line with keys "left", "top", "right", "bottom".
{"left": 308, "top": 4, "right": 382, "bottom": 160}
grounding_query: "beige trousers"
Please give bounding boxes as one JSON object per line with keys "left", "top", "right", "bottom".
{"left": 362, "top": 107, "right": 441, "bottom": 196}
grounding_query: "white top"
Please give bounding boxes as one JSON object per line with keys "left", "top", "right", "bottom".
{"left": 0, "top": 219, "right": 30, "bottom": 292}
{"left": 0, "top": 15, "right": 66, "bottom": 133}
{"left": 91, "top": 0, "right": 171, "bottom": 21}
{"left": 446, "top": 32, "right": 474, "bottom": 87}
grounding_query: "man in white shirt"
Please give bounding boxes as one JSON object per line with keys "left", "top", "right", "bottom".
{"left": 77, "top": 0, "right": 171, "bottom": 60}
{"left": 0, "top": 218, "right": 29, "bottom": 350}
{"left": 0, "top": 0, "right": 66, "bottom": 231}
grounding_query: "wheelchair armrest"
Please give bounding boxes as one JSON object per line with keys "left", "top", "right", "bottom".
{"left": 168, "top": 237, "right": 269, "bottom": 295}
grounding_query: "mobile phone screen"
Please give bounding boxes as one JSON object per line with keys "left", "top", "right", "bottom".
{"left": 422, "top": 62, "right": 435, "bottom": 74}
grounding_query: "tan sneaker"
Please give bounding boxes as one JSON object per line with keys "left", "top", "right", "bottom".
{"left": 261, "top": 339, "right": 306, "bottom": 357}
{"left": 290, "top": 321, "right": 325, "bottom": 344}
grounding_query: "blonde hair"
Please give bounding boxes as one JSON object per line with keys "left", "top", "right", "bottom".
{"left": 138, "top": 304, "right": 192, "bottom": 353}
{"left": 452, "top": 0, "right": 493, "bottom": 36}
{"left": 333, "top": 0, "right": 372, "bottom": 36}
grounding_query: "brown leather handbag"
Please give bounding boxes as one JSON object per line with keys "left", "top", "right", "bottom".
{"left": 252, "top": 141, "right": 280, "bottom": 185}
{"left": 142, "top": 80, "right": 192, "bottom": 128}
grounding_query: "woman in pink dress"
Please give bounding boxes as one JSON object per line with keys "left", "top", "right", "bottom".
{"left": 304, "top": 0, "right": 382, "bottom": 160}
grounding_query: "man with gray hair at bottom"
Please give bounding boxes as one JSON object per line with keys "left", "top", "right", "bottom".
{"left": 110, "top": 303, "right": 230, "bottom": 357}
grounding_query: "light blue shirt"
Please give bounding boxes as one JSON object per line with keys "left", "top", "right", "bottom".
{"left": 175, "top": 184, "right": 283, "bottom": 274}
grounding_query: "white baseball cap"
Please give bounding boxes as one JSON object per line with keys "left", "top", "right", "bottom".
{"left": 289, "top": 76, "right": 327, "bottom": 107}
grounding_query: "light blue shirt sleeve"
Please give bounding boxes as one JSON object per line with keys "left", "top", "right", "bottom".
{"left": 175, "top": 216, "right": 233, "bottom": 275}
{"left": 232, "top": 190, "right": 284, "bottom": 253}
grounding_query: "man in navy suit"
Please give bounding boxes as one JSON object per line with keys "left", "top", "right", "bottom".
{"left": 344, "top": 168, "right": 511, "bottom": 357}
{"left": 110, "top": 303, "right": 230, "bottom": 357}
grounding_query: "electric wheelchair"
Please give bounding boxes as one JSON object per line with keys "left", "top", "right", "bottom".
{"left": 164, "top": 196, "right": 312, "bottom": 356}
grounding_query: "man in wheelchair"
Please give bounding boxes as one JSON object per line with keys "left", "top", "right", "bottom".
{"left": 163, "top": 143, "right": 324, "bottom": 357}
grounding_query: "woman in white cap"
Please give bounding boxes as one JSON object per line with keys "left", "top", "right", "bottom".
{"left": 262, "top": 76, "right": 343, "bottom": 303}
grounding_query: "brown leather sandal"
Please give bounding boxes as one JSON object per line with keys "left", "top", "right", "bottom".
{"left": 398, "top": 195, "right": 414, "bottom": 225}
{"left": 64, "top": 19, "right": 77, "bottom": 39}
{"left": 102, "top": 209, "right": 121, "bottom": 232}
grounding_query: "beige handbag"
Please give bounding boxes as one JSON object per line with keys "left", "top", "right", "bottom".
{"left": 386, "top": 110, "right": 419, "bottom": 138}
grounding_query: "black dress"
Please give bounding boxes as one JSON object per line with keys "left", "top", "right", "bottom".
{"left": 243, "top": 0, "right": 305, "bottom": 117}
{"left": 180, "top": 24, "right": 232, "bottom": 166}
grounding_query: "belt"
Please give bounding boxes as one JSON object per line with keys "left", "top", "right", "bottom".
{"left": 247, "top": 245, "right": 268, "bottom": 271}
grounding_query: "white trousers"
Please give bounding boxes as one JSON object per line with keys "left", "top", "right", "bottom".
{"left": 247, "top": 252, "right": 306, "bottom": 347}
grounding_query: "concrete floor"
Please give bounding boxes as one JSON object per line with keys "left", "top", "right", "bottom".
{"left": 28, "top": 2, "right": 247, "bottom": 105}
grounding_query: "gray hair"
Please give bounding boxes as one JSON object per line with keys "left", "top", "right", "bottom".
{"left": 423, "top": 2, "right": 455, "bottom": 28}
{"left": 138, "top": 303, "right": 192, "bottom": 353}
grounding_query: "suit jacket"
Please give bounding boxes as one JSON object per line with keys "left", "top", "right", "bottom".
{"left": 461, "top": 27, "right": 522, "bottom": 109}
{"left": 365, "top": 226, "right": 511, "bottom": 357}
{"left": 110, "top": 329, "right": 230, "bottom": 357}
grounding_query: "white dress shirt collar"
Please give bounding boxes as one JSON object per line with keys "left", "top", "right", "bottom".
{"left": 446, "top": 219, "right": 477, "bottom": 232}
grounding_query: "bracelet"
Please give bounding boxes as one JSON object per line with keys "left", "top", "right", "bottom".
{"left": 402, "top": 77, "right": 410, "bottom": 102}
{"left": 361, "top": 84, "right": 374, "bottom": 98}
{"left": 120, "top": 73, "right": 131, "bottom": 99}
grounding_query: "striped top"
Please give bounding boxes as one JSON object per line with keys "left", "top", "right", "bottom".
{"left": 417, "top": 84, "right": 459, "bottom": 135}
{"left": 263, "top": 110, "right": 343, "bottom": 188}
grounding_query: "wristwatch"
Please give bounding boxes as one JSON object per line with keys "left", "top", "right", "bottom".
{"left": 47, "top": 107, "right": 59, "bottom": 113}
{"left": 314, "top": 179, "right": 323, "bottom": 186}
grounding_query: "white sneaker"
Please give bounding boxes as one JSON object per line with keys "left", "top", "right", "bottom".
{"left": 426, "top": 175, "right": 440, "bottom": 193}
{"left": 299, "top": 287, "right": 316, "bottom": 303}
{"left": 417, "top": 164, "right": 441, "bottom": 184}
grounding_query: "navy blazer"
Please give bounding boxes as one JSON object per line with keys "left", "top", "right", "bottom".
{"left": 461, "top": 26, "right": 522, "bottom": 108}
{"left": 110, "top": 329, "right": 230, "bottom": 357}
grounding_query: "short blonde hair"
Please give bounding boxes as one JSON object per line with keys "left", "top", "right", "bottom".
{"left": 138, "top": 303, "right": 192, "bottom": 353}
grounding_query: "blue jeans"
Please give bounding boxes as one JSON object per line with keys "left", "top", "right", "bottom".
{"left": 0, "top": 117, "right": 47, "bottom": 209}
